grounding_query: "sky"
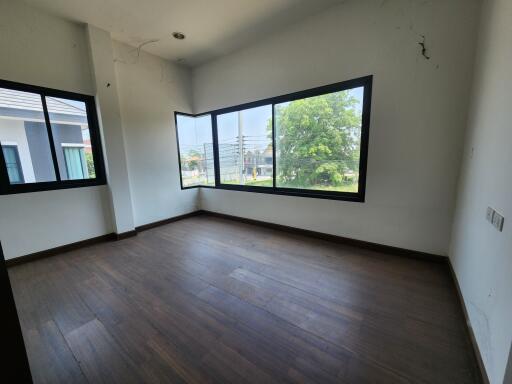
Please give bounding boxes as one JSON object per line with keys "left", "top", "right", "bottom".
{"left": 176, "top": 86, "right": 364, "bottom": 155}
{"left": 48, "top": 97, "right": 86, "bottom": 111}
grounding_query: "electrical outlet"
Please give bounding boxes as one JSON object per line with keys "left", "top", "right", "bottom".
{"left": 492, "top": 211, "right": 505, "bottom": 232}
{"left": 486, "top": 207, "right": 495, "bottom": 222}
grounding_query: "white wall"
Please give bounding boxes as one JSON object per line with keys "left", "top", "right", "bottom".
{"left": 113, "top": 41, "right": 198, "bottom": 227}
{"left": 0, "top": 186, "right": 112, "bottom": 258}
{"left": 193, "top": 0, "right": 481, "bottom": 255}
{"left": 0, "top": 0, "right": 113, "bottom": 259}
{"left": 0, "top": 1, "right": 196, "bottom": 258}
{"left": 87, "top": 25, "right": 136, "bottom": 234}
{"left": 449, "top": 0, "right": 512, "bottom": 383}
{"left": 0, "top": 0, "right": 93, "bottom": 94}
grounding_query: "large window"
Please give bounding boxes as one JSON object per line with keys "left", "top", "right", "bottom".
{"left": 0, "top": 79, "right": 106, "bottom": 194}
{"left": 175, "top": 75, "right": 371, "bottom": 201}
{"left": 175, "top": 113, "right": 214, "bottom": 188}
{"left": 275, "top": 87, "right": 363, "bottom": 193}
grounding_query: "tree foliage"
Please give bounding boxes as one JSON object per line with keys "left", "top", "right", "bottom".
{"left": 85, "top": 152, "right": 96, "bottom": 178}
{"left": 183, "top": 149, "right": 203, "bottom": 170}
{"left": 270, "top": 91, "right": 361, "bottom": 187}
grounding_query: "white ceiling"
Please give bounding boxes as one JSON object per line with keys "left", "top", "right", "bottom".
{"left": 23, "top": 0, "right": 343, "bottom": 67}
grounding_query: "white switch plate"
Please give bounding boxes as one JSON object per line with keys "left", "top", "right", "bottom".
{"left": 492, "top": 211, "right": 505, "bottom": 232}
{"left": 487, "top": 207, "right": 505, "bottom": 232}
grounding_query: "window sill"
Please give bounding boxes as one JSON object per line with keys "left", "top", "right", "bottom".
{"left": 181, "top": 184, "right": 365, "bottom": 202}
{"left": 0, "top": 178, "right": 107, "bottom": 195}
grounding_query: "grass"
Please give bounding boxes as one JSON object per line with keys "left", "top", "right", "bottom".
{"left": 245, "top": 179, "right": 273, "bottom": 187}
{"left": 185, "top": 174, "right": 359, "bottom": 193}
{"left": 278, "top": 181, "right": 359, "bottom": 193}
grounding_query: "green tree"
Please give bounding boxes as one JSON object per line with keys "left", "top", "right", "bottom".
{"left": 85, "top": 152, "right": 96, "bottom": 178}
{"left": 270, "top": 91, "right": 361, "bottom": 188}
{"left": 184, "top": 149, "right": 202, "bottom": 170}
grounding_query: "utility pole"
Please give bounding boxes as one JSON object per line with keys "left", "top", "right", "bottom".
{"left": 203, "top": 143, "right": 208, "bottom": 184}
{"left": 238, "top": 111, "right": 244, "bottom": 184}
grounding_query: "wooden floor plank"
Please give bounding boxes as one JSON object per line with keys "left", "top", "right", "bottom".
{"left": 64, "top": 319, "right": 144, "bottom": 384}
{"left": 23, "top": 321, "right": 88, "bottom": 384}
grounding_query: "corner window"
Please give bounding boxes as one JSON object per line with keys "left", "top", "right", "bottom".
{"left": 175, "top": 75, "right": 372, "bottom": 202}
{"left": 175, "top": 113, "right": 214, "bottom": 188}
{"left": 0, "top": 79, "right": 106, "bottom": 194}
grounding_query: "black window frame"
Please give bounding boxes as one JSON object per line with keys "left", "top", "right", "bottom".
{"left": 0, "top": 79, "right": 106, "bottom": 195}
{"left": 174, "top": 75, "right": 372, "bottom": 202}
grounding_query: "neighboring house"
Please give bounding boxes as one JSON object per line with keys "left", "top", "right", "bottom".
{"left": 245, "top": 146, "right": 273, "bottom": 177}
{"left": 0, "top": 88, "right": 91, "bottom": 183}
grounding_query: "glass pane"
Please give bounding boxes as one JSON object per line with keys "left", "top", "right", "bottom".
{"left": 176, "top": 114, "right": 214, "bottom": 187}
{"left": 45, "top": 96, "right": 96, "bottom": 180}
{"left": 217, "top": 105, "right": 273, "bottom": 187}
{"left": 0, "top": 87, "right": 56, "bottom": 183}
{"left": 275, "top": 87, "right": 363, "bottom": 193}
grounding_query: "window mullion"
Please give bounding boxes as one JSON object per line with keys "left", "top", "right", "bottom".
{"left": 272, "top": 103, "right": 276, "bottom": 189}
{"left": 212, "top": 113, "right": 220, "bottom": 187}
{"left": 40, "top": 94, "right": 61, "bottom": 182}
{"left": 0, "top": 142, "right": 10, "bottom": 193}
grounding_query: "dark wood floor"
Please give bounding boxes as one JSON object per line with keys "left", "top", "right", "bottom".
{"left": 9, "top": 214, "right": 481, "bottom": 383}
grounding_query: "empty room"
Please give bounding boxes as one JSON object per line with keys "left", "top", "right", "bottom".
{"left": 1, "top": 0, "right": 511, "bottom": 383}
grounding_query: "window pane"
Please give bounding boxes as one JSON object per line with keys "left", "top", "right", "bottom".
{"left": 45, "top": 97, "right": 96, "bottom": 180}
{"left": 176, "top": 114, "right": 214, "bottom": 187}
{"left": 63, "top": 146, "right": 87, "bottom": 179}
{"left": 217, "top": 105, "right": 273, "bottom": 187}
{"left": 0, "top": 87, "right": 57, "bottom": 183}
{"left": 2, "top": 145, "right": 24, "bottom": 183}
{"left": 275, "top": 87, "right": 363, "bottom": 193}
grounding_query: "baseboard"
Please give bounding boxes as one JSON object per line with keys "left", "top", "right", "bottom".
{"left": 448, "top": 259, "right": 490, "bottom": 384}
{"left": 115, "top": 230, "right": 137, "bottom": 240}
{"left": 5, "top": 209, "right": 445, "bottom": 266}
{"left": 5, "top": 210, "right": 204, "bottom": 267}
{"left": 199, "top": 210, "right": 447, "bottom": 263}
{"left": 5, "top": 233, "right": 116, "bottom": 267}
{"left": 135, "top": 210, "right": 203, "bottom": 232}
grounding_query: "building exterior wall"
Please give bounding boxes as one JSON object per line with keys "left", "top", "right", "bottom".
{"left": 24, "top": 121, "right": 55, "bottom": 182}
{"left": 2, "top": 119, "right": 85, "bottom": 183}
{"left": 50, "top": 123, "right": 85, "bottom": 180}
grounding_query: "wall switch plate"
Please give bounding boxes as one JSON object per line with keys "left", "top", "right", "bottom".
{"left": 492, "top": 211, "right": 505, "bottom": 232}
{"left": 486, "top": 207, "right": 495, "bottom": 222}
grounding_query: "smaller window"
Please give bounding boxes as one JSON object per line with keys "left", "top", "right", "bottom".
{"left": 1, "top": 145, "right": 24, "bottom": 184}
{"left": 46, "top": 97, "right": 97, "bottom": 181}
{"left": 0, "top": 87, "right": 56, "bottom": 185}
{"left": 175, "top": 113, "right": 214, "bottom": 188}
{"left": 0, "top": 79, "right": 106, "bottom": 195}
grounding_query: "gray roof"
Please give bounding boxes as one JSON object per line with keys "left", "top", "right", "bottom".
{"left": 0, "top": 88, "right": 88, "bottom": 124}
